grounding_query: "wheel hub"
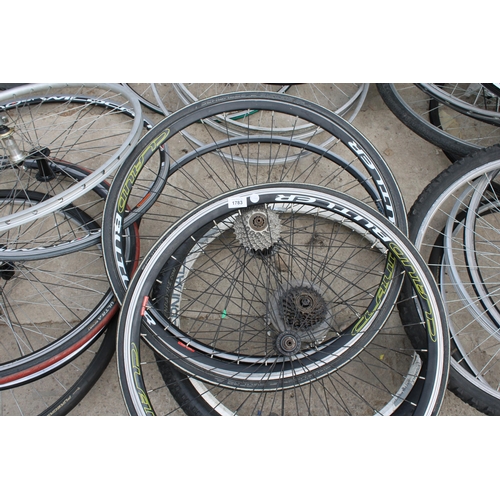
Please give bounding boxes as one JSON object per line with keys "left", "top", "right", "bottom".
{"left": 269, "top": 281, "right": 334, "bottom": 354}
{"left": 0, "top": 245, "right": 15, "bottom": 281}
{"left": 233, "top": 206, "right": 281, "bottom": 252}
{"left": 275, "top": 331, "right": 302, "bottom": 356}
{"left": 282, "top": 286, "right": 327, "bottom": 330}
{"left": 24, "top": 147, "right": 56, "bottom": 181}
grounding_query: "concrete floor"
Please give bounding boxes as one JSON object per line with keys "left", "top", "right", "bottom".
{"left": 58, "top": 84, "right": 485, "bottom": 416}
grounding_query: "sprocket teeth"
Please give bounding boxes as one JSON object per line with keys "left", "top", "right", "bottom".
{"left": 233, "top": 207, "right": 281, "bottom": 251}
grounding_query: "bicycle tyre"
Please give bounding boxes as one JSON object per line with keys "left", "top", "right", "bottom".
{"left": 416, "top": 83, "right": 500, "bottom": 126}
{"left": 428, "top": 97, "right": 463, "bottom": 163}
{"left": 404, "top": 143, "right": 500, "bottom": 414}
{"left": 39, "top": 316, "right": 117, "bottom": 416}
{"left": 377, "top": 83, "right": 494, "bottom": 157}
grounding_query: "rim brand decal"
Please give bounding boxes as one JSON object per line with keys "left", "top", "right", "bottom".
{"left": 0, "top": 95, "right": 137, "bottom": 115}
{"left": 351, "top": 251, "right": 397, "bottom": 334}
{"left": 131, "top": 342, "right": 154, "bottom": 415}
{"left": 117, "top": 130, "right": 170, "bottom": 214}
{"left": 114, "top": 213, "right": 129, "bottom": 285}
{"left": 274, "top": 194, "right": 393, "bottom": 243}
{"left": 389, "top": 243, "right": 437, "bottom": 342}
{"left": 348, "top": 140, "right": 395, "bottom": 224}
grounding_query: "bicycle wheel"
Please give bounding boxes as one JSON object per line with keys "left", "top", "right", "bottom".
{"left": 417, "top": 84, "right": 500, "bottom": 126}
{"left": 377, "top": 83, "right": 500, "bottom": 157}
{"left": 116, "top": 184, "right": 449, "bottom": 416}
{"left": 0, "top": 164, "right": 109, "bottom": 260}
{"left": 0, "top": 189, "right": 139, "bottom": 387}
{"left": 173, "top": 83, "right": 368, "bottom": 124}
{"left": 0, "top": 83, "right": 143, "bottom": 232}
{"left": 102, "top": 90, "right": 407, "bottom": 305}
{"left": 1, "top": 315, "right": 116, "bottom": 416}
{"left": 404, "top": 143, "right": 500, "bottom": 414}
{"left": 170, "top": 84, "right": 369, "bottom": 163}
{"left": 122, "top": 83, "right": 179, "bottom": 115}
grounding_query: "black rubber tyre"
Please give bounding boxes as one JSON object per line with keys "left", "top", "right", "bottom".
{"left": 377, "top": 83, "right": 492, "bottom": 158}
{"left": 39, "top": 316, "right": 117, "bottom": 416}
{"left": 1, "top": 315, "right": 116, "bottom": 416}
{"left": 428, "top": 98, "right": 463, "bottom": 163}
{"left": 403, "top": 143, "right": 500, "bottom": 415}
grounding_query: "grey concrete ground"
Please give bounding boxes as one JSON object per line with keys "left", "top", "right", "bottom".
{"left": 67, "top": 84, "right": 483, "bottom": 416}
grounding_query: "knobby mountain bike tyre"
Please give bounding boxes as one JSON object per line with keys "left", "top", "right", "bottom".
{"left": 116, "top": 184, "right": 449, "bottom": 416}
{"left": 403, "top": 143, "right": 500, "bottom": 415}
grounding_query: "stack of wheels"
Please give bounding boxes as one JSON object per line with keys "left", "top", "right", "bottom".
{"left": 0, "top": 83, "right": 144, "bottom": 415}
{"left": 405, "top": 143, "right": 500, "bottom": 415}
{"left": 102, "top": 90, "right": 451, "bottom": 415}
{"left": 377, "top": 84, "right": 500, "bottom": 162}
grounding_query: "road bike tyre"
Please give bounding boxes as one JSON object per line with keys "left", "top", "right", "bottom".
{"left": 39, "top": 316, "right": 117, "bottom": 416}
{"left": 377, "top": 83, "right": 479, "bottom": 158}
{"left": 403, "top": 143, "right": 500, "bottom": 415}
{"left": 1, "top": 314, "right": 117, "bottom": 415}
{"left": 116, "top": 184, "right": 449, "bottom": 416}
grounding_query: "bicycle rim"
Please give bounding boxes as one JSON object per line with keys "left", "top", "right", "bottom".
{"left": 102, "top": 91, "right": 407, "bottom": 304}
{"left": 117, "top": 184, "right": 449, "bottom": 416}
{"left": 0, "top": 83, "right": 143, "bottom": 231}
